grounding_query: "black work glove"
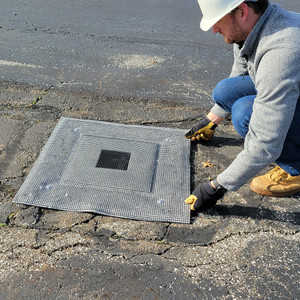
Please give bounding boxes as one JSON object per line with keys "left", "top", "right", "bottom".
{"left": 185, "top": 180, "right": 227, "bottom": 212}
{"left": 185, "top": 117, "right": 217, "bottom": 141}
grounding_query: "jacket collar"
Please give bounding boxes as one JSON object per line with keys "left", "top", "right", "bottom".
{"left": 239, "top": 3, "right": 275, "bottom": 59}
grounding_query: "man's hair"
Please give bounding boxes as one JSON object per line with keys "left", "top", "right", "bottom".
{"left": 245, "top": 0, "right": 269, "bottom": 14}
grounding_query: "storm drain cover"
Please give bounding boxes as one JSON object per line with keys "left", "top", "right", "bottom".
{"left": 13, "top": 117, "right": 191, "bottom": 223}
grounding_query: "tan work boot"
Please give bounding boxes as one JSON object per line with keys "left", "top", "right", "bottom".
{"left": 250, "top": 166, "right": 300, "bottom": 197}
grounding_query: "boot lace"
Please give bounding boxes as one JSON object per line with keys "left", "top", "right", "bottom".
{"left": 269, "top": 166, "right": 289, "bottom": 184}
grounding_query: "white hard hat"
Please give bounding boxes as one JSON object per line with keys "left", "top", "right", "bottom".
{"left": 198, "top": 0, "right": 259, "bottom": 31}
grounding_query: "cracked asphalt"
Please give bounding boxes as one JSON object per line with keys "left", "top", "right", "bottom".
{"left": 0, "top": 83, "right": 299, "bottom": 299}
{"left": 0, "top": 1, "right": 300, "bottom": 299}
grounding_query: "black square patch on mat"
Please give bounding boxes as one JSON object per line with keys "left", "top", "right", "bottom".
{"left": 13, "top": 117, "right": 191, "bottom": 223}
{"left": 96, "top": 150, "right": 131, "bottom": 170}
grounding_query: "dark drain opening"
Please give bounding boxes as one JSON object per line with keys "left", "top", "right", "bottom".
{"left": 96, "top": 150, "right": 131, "bottom": 171}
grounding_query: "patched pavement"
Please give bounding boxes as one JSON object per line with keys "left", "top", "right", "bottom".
{"left": 0, "top": 83, "right": 299, "bottom": 299}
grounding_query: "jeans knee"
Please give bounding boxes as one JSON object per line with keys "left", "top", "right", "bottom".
{"left": 212, "top": 76, "right": 256, "bottom": 114}
{"left": 212, "top": 78, "right": 231, "bottom": 107}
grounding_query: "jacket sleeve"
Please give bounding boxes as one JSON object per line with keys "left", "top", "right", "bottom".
{"left": 229, "top": 44, "right": 249, "bottom": 78}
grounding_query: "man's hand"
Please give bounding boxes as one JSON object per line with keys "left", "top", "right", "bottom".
{"left": 185, "top": 180, "right": 227, "bottom": 212}
{"left": 185, "top": 117, "right": 217, "bottom": 141}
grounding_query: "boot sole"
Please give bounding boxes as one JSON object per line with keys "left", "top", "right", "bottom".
{"left": 249, "top": 183, "right": 300, "bottom": 197}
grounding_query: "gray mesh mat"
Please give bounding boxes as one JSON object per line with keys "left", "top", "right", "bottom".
{"left": 13, "top": 117, "right": 191, "bottom": 223}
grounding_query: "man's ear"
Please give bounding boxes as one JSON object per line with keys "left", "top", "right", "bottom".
{"left": 237, "top": 3, "right": 249, "bottom": 23}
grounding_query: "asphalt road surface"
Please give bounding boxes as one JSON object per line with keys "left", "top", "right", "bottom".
{"left": 0, "top": 1, "right": 299, "bottom": 299}
{"left": 0, "top": 0, "right": 297, "bottom": 103}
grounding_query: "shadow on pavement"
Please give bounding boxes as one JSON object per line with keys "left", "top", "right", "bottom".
{"left": 209, "top": 204, "right": 300, "bottom": 225}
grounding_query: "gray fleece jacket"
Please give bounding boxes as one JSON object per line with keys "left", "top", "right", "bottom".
{"left": 211, "top": 3, "right": 300, "bottom": 191}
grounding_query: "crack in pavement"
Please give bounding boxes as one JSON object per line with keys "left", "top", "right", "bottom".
{"left": 0, "top": 119, "right": 35, "bottom": 179}
{"left": 0, "top": 23, "right": 222, "bottom": 51}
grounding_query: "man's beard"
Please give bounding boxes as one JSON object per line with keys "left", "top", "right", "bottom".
{"left": 219, "top": 13, "right": 249, "bottom": 45}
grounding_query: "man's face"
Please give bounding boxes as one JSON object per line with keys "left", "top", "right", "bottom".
{"left": 212, "top": 12, "right": 247, "bottom": 45}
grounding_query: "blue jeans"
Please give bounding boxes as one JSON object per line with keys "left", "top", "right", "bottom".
{"left": 212, "top": 76, "right": 300, "bottom": 176}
